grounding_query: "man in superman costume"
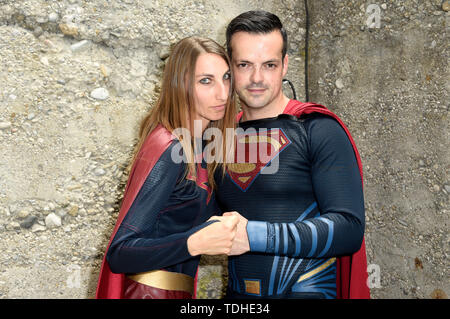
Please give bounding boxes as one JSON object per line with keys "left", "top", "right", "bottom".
{"left": 214, "top": 11, "right": 370, "bottom": 299}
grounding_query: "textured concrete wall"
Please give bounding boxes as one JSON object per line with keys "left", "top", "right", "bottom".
{"left": 0, "top": 0, "right": 448, "bottom": 299}
{"left": 307, "top": 0, "right": 449, "bottom": 299}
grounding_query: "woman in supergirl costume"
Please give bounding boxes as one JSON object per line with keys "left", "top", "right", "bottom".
{"left": 96, "top": 36, "right": 238, "bottom": 299}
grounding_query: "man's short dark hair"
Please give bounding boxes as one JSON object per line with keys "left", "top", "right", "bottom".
{"left": 226, "top": 10, "right": 288, "bottom": 60}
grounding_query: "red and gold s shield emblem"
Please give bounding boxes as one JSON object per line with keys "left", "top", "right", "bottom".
{"left": 186, "top": 163, "right": 212, "bottom": 204}
{"left": 226, "top": 128, "right": 291, "bottom": 191}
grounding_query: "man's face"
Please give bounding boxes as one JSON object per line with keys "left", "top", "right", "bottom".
{"left": 230, "top": 30, "right": 288, "bottom": 110}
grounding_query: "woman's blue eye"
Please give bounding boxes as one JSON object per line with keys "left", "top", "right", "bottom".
{"left": 223, "top": 72, "right": 231, "bottom": 80}
{"left": 200, "top": 78, "right": 211, "bottom": 84}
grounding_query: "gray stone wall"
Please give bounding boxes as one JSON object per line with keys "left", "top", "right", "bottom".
{"left": 0, "top": 0, "right": 448, "bottom": 299}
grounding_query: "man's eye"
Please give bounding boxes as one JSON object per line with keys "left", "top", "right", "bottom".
{"left": 266, "top": 63, "right": 277, "bottom": 68}
{"left": 237, "top": 63, "right": 247, "bottom": 68}
{"left": 199, "top": 78, "right": 211, "bottom": 84}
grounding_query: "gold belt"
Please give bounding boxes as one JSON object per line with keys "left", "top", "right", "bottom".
{"left": 127, "top": 270, "right": 194, "bottom": 295}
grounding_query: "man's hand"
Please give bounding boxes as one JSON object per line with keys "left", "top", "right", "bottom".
{"left": 222, "top": 211, "right": 250, "bottom": 255}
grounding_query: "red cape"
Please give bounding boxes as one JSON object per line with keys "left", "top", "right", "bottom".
{"left": 237, "top": 99, "right": 370, "bottom": 299}
{"left": 96, "top": 125, "right": 179, "bottom": 299}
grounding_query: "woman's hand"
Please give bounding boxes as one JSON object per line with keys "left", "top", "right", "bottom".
{"left": 187, "top": 215, "right": 239, "bottom": 256}
{"left": 222, "top": 211, "right": 250, "bottom": 255}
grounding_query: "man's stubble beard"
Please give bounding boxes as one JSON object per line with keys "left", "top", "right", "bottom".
{"left": 237, "top": 87, "right": 273, "bottom": 110}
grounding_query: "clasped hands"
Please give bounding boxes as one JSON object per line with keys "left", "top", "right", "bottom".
{"left": 187, "top": 211, "right": 250, "bottom": 256}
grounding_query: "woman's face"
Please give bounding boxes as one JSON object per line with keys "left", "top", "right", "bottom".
{"left": 192, "top": 53, "right": 231, "bottom": 130}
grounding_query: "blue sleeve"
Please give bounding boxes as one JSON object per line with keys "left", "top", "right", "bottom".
{"left": 106, "top": 143, "right": 214, "bottom": 274}
{"left": 247, "top": 116, "right": 365, "bottom": 258}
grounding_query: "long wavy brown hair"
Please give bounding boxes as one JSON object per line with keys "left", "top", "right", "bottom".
{"left": 128, "top": 36, "right": 236, "bottom": 189}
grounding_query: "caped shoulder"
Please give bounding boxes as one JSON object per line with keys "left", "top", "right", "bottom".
{"left": 300, "top": 112, "right": 341, "bottom": 129}
{"left": 139, "top": 125, "right": 177, "bottom": 156}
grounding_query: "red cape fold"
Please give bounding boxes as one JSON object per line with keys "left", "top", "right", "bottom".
{"left": 237, "top": 99, "right": 370, "bottom": 299}
{"left": 96, "top": 125, "right": 184, "bottom": 299}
